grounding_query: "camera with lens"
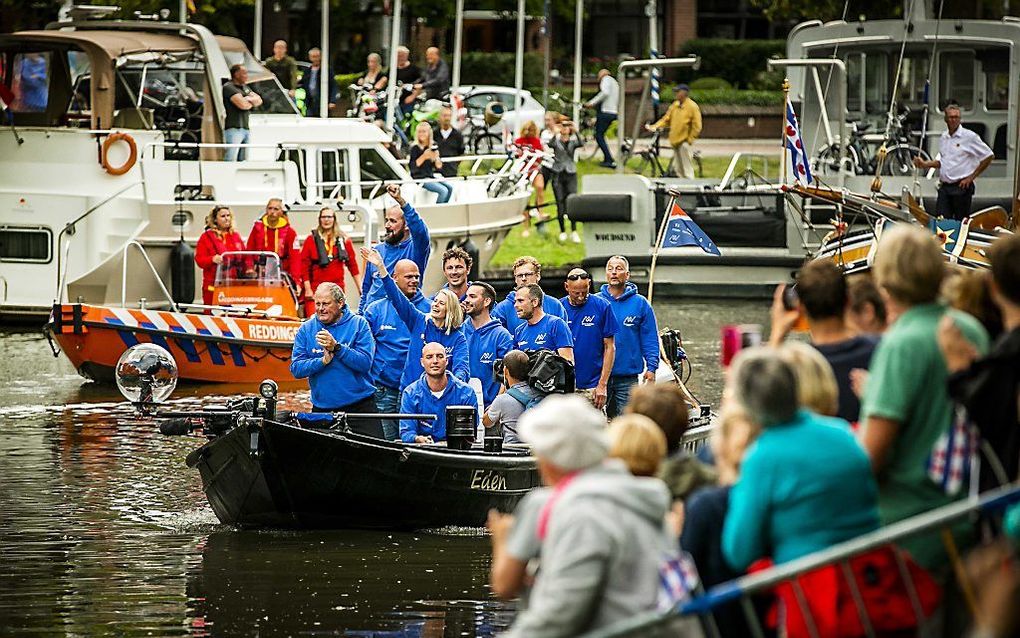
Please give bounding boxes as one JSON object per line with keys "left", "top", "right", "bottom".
{"left": 492, "top": 349, "right": 575, "bottom": 395}
{"left": 429, "top": 143, "right": 439, "bottom": 152}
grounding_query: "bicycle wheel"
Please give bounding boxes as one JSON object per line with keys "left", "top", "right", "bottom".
{"left": 880, "top": 145, "right": 929, "bottom": 176}
{"left": 812, "top": 144, "right": 861, "bottom": 176}
{"left": 472, "top": 133, "right": 502, "bottom": 155}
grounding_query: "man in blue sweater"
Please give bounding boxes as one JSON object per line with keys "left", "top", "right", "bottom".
{"left": 364, "top": 259, "right": 431, "bottom": 440}
{"left": 597, "top": 256, "right": 659, "bottom": 418}
{"left": 400, "top": 342, "right": 478, "bottom": 444}
{"left": 492, "top": 256, "right": 567, "bottom": 334}
{"left": 360, "top": 183, "right": 432, "bottom": 309}
{"left": 430, "top": 246, "right": 473, "bottom": 302}
{"left": 291, "top": 282, "right": 382, "bottom": 438}
{"left": 561, "top": 268, "right": 617, "bottom": 410}
{"left": 463, "top": 282, "right": 514, "bottom": 409}
{"left": 513, "top": 283, "right": 574, "bottom": 362}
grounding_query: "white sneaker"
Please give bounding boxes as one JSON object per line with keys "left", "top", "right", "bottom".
{"left": 571, "top": 231, "right": 581, "bottom": 243}
{"left": 521, "top": 229, "right": 531, "bottom": 238}
{"left": 559, "top": 232, "right": 567, "bottom": 242}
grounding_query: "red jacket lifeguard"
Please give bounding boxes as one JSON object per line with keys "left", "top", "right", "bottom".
{"left": 299, "top": 208, "right": 361, "bottom": 317}
{"left": 195, "top": 206, "right": 246, "bottom": 306}
{"left": 246, "top": 199, "right": 298, "bottom": 284}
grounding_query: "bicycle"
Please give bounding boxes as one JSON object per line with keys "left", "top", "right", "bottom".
{"left": 632, "top": 127, "right": 669, "bottom": 177}
{"left": 813, "top": 108, "right": 929, "bottom": 177}
{"left": 461, "top": 101, "right": 506, "bottom": 155}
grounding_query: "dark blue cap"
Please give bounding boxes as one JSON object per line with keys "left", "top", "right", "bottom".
{"left": 676, "top": 83, "right": 690, "bottom": 92}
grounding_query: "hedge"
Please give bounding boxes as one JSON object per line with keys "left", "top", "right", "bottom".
{"left": 675, "top": 39, "right": 786, "bottom": 90}
{"left": 455, "top": 52, "right": 546, "bottom": 89}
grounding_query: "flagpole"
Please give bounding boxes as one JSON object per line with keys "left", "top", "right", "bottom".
{"left": 781, "top": 77, "right": 790, "bottom": 186}
{"left": 646, "top": 188, "right": 679, "bottom": 307}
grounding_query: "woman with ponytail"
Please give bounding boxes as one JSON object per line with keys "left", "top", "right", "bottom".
{"left": 195, "top": 205, "right": 246, "bottom": 306}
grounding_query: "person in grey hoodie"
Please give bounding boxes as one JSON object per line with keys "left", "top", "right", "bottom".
{"left": 494, "top": 395, "right": 674, "bottom": 637}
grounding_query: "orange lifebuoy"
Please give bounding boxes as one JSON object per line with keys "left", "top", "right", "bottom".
{"left": 101, "top": 132, "right": 137, "bottom": 176}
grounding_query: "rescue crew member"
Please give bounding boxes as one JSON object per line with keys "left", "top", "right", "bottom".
{"left": 360, "top": 183, "right": 431, "bottom": 309}
{"left": 913, "top": 104, "right": 994, "bottom": 220}
{"left": 247, "top": 198, "right": 298, "bottom": 287}
{"left": 362, "top": 246, "right": 470, "bottom": 390}
{"left": 431, "top": 246, "right": 472, "bottom": 301}
{"left": 194, "top": 205, "right": 246, "bottom": 306}
{"left": 463, "top": 282, "right": 514, "bottom": 408}
{"left": 299, "top": 207, "right": 361, "bottom": 317}
{"left": 598, "top": 255, "right": 659, "bottom": 418}
{"left": 290, "top": 282, "right": 382, "bottom": 438}
{"left": 400, "top": 342, "right": 478, "bottom": 444}
{"left": 364, "top": 259, "right": 431, "bottom": 440}
{"left": 492, "top": 256, "right": 567, "bottom": 334}
{"left": 483, "top": 349, "right": 542, "bottom": 444}
{"left": 561, "top": 268, "right": 617, "bottom": 410}
{"left": 513, "top": 283, "right": 574, "bottom": 363}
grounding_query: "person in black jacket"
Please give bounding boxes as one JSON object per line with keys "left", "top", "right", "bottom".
{"left": 435, "top": 106, "right": 465, "bottom": 178}
{"left": 298, "top": 48, "right": 338, "bottom": 117}
{"left": 939, "top": 234, "right": 1020, "bottom": 484}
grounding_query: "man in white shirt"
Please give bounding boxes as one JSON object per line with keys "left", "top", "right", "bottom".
{"left": 585, "top": 69, "right": 620, "bottom": 169}
{"left": 913, "top": 104, "right": 994, "bottom": 220}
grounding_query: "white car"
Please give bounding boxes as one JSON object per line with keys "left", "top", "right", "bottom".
{"left": 454, "top": 85, "right": 546, "bottom": 152}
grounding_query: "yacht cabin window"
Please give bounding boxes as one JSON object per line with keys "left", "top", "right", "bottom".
{"left": 319, "top": 149, "right": 347, "bottom": 200}
{"left": 6, "top": 51, "right": 51, "bottom": 113}
{"left": 939, "top": 51, "right": 975, "bottom": 110}
{"left": 358, "top": 148, "right": 401, "bottom": 199}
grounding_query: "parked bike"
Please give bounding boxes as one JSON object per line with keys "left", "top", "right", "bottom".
{"left": 813, "top": 108, "right": 929, "bottom": 177}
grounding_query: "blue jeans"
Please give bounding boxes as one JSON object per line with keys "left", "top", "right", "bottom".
{"left": 422, "top": 180, "right": 453, "bottom": 204}
{"left": 224, "top": 127, "right": 250, "bottom": 161}
{"left": 594, "top": 111, "right": 617, "bottom": 165}
{"left": 606, "top": 374, "right": 638, "bottom": 419}
{"left": 374, "top": 384, "right": 401, "bottom": 441}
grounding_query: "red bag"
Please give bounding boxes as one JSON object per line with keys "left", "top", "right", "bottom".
{"left": 751, "top": 545, "right": 942, "bottom": 638}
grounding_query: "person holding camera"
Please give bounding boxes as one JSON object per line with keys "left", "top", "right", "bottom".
{"left": 409, "top": 122, "right": 453, "bottom": 204}
{"left": 549, "top": 116, "right": 584, "bottom": 243}
{"left": 483, "top": 350, "right": 543, "bottom": 444}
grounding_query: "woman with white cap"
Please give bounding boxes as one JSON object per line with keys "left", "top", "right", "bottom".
{"left": 490, "top": 395, "right": 675, "bottom": 637}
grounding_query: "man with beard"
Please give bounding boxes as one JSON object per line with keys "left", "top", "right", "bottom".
{"left": 561, "top": 268, "right": 617, "bottom": 410}
{"left": 513, "top": 283, "right": 574, "bottom": 363}
{"left": 431, "top": 246, "right": 472, "bottom": 301}
{"left": 360, "top": 183, "right": 431, "bottom": 309}
{"left": 463, "top": 282, "right": 514, "bottom": 409}
{"left": 364, "top": 259, "right": 431, "bottom": 440}
{"left": 290, "top": 282, "right": 382, "bottom": 438}
{"left": 400, "top": 343, "right": 478, "bottom": 444}
{"left": 597, "top": 255, "right": 659, "bottom": 418}
{"left": 246, "top": 198, "right": 298, "bottom": 287}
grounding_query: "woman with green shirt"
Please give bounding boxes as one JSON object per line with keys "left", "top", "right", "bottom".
{"left": 721, "top": 350, "right": 880, "bottom": 570}
{"left": 860, "top": 224, "right": 989, "bottom": 569}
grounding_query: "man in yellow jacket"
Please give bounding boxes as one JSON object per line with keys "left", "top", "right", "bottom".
{"left": 646, "top": 84, "right": 702, "bottom": 178}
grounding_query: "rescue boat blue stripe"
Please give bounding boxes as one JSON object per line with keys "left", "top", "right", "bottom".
{"left": 207, "top": 342, "right": 225, "bottom": 366}
{"left": 140, "top": 321, "right": 157, "bottom": 330}
{"left": 174, "top": 338, "right": 202, "bottom": 363}
{"left": 148, "top": 334, "right": 172, "bottom": 355}
{"left": 105, "top": 318, "right": 140, "bottom": 347}
{"left": 228, "top": 344, "right": 246, "bottom": 367}
{"left": 169, "top": 325, "right": 185, "bottom": 333}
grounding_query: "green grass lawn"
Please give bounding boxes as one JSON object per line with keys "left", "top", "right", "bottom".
{"left": 488, "top": 153, "right": 781, "bottom": 269}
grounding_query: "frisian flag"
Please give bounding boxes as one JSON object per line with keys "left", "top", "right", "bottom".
{"left": 662, "top": 201, "right": 722, "bottom": 256}
{"left": 785, "top": 100, "right": 813, "bottom": 184}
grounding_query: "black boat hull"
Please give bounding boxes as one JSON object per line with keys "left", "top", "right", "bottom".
{"left": 186, "top": 420, "right": 541, "bottom": 529}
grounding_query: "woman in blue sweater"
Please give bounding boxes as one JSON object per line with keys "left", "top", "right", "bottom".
{"left": 721, "top": 348, "right": 880, "bottom": 570}
{"left": 362, "top": 247, "right": 469, "bottom": 390}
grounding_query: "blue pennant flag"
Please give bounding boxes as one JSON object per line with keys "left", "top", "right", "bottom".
{"left": 662, "top": 202, "right": 721, "bottom": 256}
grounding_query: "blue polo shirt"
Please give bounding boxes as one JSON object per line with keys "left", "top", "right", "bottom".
{"left": 513, "top": 313, "right": 573, "bottom": 353}
{"left": 561, "top": 294, "right": 619, "bottom": 389}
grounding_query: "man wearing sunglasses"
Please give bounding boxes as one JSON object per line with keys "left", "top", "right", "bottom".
{"left": 562, "top": 268, "right": 618, "bottom": 411}
{"left": 492, "top": 256, "right": 567, "bottom": 335}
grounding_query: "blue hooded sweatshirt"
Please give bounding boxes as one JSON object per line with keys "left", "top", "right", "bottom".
{"left": 463, "top": 319, "right": 514, "bottom": 407}
{"left": 364, "top": 289, "right": 432, "bottom": 390}
{"left": 290, "top": 307, "right": 376, "bottom": 409}
{"left": 429, "top": 282, "right": 471, "bottom": 302}
{"left": 597, "top": 282, "right": 659, "bottom": 376}
{"left": 560, "top": 293, "right": 619, "bottom": 389}
{"left": 492, "top": 290, "right": 567, "bottom": 335}
{"left": 399, "top": 371, "right": 479, "bottom": 442}
{"left": 360, "top": 202, "right": 431, "bottom": 310}
{"left": 381, "top": 274, "right": 470, "bottom": 390}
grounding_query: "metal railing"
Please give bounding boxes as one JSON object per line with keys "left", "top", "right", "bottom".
{"left": 583, "top": 482, "right": 1020, "bottom": 638}
{"left": 121, "top": 240, "right": 179, "bottom": 312}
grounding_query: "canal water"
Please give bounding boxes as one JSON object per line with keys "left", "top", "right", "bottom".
{"left": 0, "top": 299, "right": 768, "bottom": 637}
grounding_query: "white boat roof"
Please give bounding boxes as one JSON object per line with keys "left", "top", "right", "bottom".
{"left": 248, "top": 115, "right": 390, "bottom": 146}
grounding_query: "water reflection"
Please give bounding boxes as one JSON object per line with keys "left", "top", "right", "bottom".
{"left": 0, "top": 298, "right": 766, "bottom": 635}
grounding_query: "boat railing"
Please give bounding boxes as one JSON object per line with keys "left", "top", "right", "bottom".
{"left": 582, "top": 482, "right": 1020, "bottom": 638}
{"left": 121, "top": 240, "right": 180, "bottom": 312}
{"left": 141, "top": 140, "right": 301, "bottom": 159}
{"left": 715, "top": 153, "right": 779, "bottom": 191}
{"left": 174, "top": 302, "right": 303, "bottom": 320}
{"left": 56, "top": 180, "right": 145, "bottom": 304}
{"left": 680, "top": 423, "right": 713, "bottom": 455}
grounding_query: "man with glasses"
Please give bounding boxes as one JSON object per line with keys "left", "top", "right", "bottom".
{"left": 246, "top": 198, "right": 298, "bottom": 288}
{"left": 513, "top": 283, "right": 574, "bottom": 363}
{"left": 597, "top": 256, "right": 660, "bottom": 418}
{"left": 492, "top": 256, "right": 567, "bottom": 335}
{"left": 913, "top": 104, "right": 994, "bottom": 220}
{"left": 561, "top": 268, "right": 617, "bottom": 410}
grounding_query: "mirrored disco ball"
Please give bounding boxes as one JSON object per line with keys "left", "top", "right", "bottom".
{"left": 115, "top": 343, "right": 179, "bottom": 404}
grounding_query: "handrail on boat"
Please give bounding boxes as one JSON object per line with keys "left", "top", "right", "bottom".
{"left": 55, "top": 180, "right": 144, "bottom": 304}
{"left": 121, "top": 240, "right": 180, "bottom": 312}
{"left": 716, "top": 153, "right": 778, "bottom": 190}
